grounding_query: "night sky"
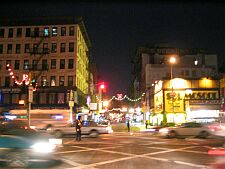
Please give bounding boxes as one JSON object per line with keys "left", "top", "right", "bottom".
{"left": 1, "top": 1, "right": 225, "bottom": 97}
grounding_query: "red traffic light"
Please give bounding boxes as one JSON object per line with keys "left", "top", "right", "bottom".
{"left": 100, "top": 84, "right": 105, "bottom": 89}
{"left": 99, "top": 82, "right": 106, "bottom": 92}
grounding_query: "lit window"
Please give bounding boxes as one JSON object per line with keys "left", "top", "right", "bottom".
{"left": 52, "top": 27, "right": 57, "bottom": 36}
{"left": 41, "top": 76, "right": 47, "bottom": 86}
{"left": 50, "top": 76, "right": 56, "bottom": 86}
{"left": 44, "top": 27, "right": 49, "bottom": 37}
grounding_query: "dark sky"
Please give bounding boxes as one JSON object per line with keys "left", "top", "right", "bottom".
{"left": 1, "top": 1, "right": 225, "bottom": 97}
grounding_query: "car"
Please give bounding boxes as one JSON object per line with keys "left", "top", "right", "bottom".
{"left": 148, "top": 122, "right": 177, "bottom": 134}
{"left": 0, "top": 119, "right": 61, "bottom": 168}
{"left": 46, "top": 120, "right": 113, "bottom": 138}
{"left": 158, "top": 122, "right": 212, "bottom": 139}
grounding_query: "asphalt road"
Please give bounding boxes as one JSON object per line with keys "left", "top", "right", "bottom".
{"left": 47, "top": 132, "right": 225, "bottom": 169}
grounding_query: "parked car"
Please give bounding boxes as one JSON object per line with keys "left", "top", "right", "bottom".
{"left": 158, "top": 122, "right": 212, "bottom": 138}
{"left": 46, "top": 120, "right": 113, "bottom": 138}
{"left": 0, "top": 120, "right": 61, "bottom": 168}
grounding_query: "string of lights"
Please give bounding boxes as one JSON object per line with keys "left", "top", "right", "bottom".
{"left": 6, "top": 64, "right": 37, "bottom": 91}
{"left": 96, "top": 93, "right": 145, "bottom": 102}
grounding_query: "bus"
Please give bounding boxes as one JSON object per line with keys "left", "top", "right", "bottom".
{"left": 9, "top": 109, "right": 72, "bottom": 129}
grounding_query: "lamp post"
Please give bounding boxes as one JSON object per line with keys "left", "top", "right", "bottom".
{"left": 169, "top": 56, "right": 176, "bottom": 122}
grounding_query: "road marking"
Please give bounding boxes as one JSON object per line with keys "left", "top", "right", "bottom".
{"left": 148, "top": 146, "right": 208, "bottom": 154}
{"left": 60, "top": 138, "right": 213, "bottom": 169}
{"left": 174, "top": 160, "right": 210, "bottom": 168}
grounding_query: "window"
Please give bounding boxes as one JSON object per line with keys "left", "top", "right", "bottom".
{"left": 51, "top": 59, "right": 56, "bottom": 69}
{"left": 68, "top": 59, "right": 74, "bottom": 69}
{"left": 52, "top": 27, "right": 57, "bottom": 36}
{"left": 51, "top": 43, "right": 57, "bottom": 53}
{"left": 50, "top": 76, "right": 56, "bottom": 86}
{"left": 33, "top": 60, "right": 38, "bottom": 70}
{"left": 68, "top": 76, "right": 73, "bottom": 86}
{"left": 16, "top": 44, "right": 21, "bottom": 54}
{"left": 5, "top": 76, "right": 10, "bottom": 87}
{"left": 69, "top": 42, "right": 74, "bottom": 52}
{"left": 16, "top": 28, "right": 22, "bottom": 37}
{"left": 33, "top": 44, "right": 38, "bottom": 52}
{"left": 59, "top": 76, "right": 65, "bottom": 86}
{"left": 57, "top": 93, "right": 65, "bottom": 104}
{"left": 61, "top": 27, "right": 66, "bottom": 36}
{"left": 26, "top": 28, "right": 31, "bottom": 37}
{"left": 60, "top": 43, "right": 66, "bottom": 52}
{"left": 0, "top": 29, "right": 4, "bottom": 38}
{"left": 25, "top": 44, "right": 30, "bottom": 53}
{"left": 7, "top": 44, "right": 12, "bottom": 54}
{"left": 24, "top": 60, "right": 29, "bottom": 70}
{"left": 42, "top": 59, "right": 48, "bottom": 70}
{"left": 41, "top": 76, "right": 47, "bottom": 86}
{"left": 49, "top": 93, "right": 56, "bottom": 104}
{"left": 69, "top": 26, "right": 74, "bottom": 36}
{"left": 14, "top": 60, "right": 20, "bottom": 70}
{"left": 34, "top": 27, "right": 39, "bottom": 37}
{"left": 8, "top": 28, "right": 13, "bottom": 38}
{"left": 44, "top": 27, "right": 49, "bottom": 37}
{"left": 43, "top": 43, "right": 48, "bottom": 53}
{"left": 60, "top": 59, "right": 65, "bottom": 69}
{"left": 0, "top": 44, "right": 3, "bottom": 54}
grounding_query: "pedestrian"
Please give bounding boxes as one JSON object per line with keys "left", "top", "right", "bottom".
{"left": 145, "top": 120, "right": 148, "bottom": 129}
{"left": 75, "top": 116, "right": 82, "bottom": 141}
{"left": 127, "top": 120, "right": 130, "bottom": 132}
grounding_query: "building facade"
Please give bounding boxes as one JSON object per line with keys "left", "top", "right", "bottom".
{"left": 132, "top": 43, "right": 221, "bottom": 124}
{"left": 0, "top": 17, "right": 93, "bottom": 118}
{"left": 152, "top": 78, "right": 221, "bottom": 125}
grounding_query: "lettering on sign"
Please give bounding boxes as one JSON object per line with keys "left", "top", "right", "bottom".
{"left": 185, "top": 91, "right": 218, "bottom": 100}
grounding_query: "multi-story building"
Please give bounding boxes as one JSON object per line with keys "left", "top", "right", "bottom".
{"left": 132, "top": 43, "right": 221, "bottom": 124}
{"left": 0, "top": 16, "right": 93, "bottom": 122}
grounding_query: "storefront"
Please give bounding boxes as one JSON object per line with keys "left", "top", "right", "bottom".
{"left": 151, "top": 78, "right": 222, "bottom": 125}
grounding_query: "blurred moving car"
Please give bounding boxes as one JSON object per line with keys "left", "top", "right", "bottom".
{"left": 47, "top": 120, "right": 113, "bottom": 138}
{"left": 158, "top": 122, "right": 212, "bottom": 138}
{"left": 0, "top": 120, "right": 61, "bottom": 168}
{"left": 148, "top": 122, "right": 177, "bottom": 134}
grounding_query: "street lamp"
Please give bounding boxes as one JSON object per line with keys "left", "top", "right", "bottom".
{"left": 169, "top": 56, "right": 177, "bottom": 122}
{"left": 169, "top": 56, "right": 176, "bottom": 86}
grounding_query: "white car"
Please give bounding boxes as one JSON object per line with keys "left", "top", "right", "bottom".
{"left": 159, "top": 122, "right": 212, "bottom": 138}
{"left": 46, "top": 120, "right": 113, "bottom": 138}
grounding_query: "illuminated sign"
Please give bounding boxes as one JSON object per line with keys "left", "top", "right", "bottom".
{"left": 154, "top": 90, "right": 163, "bottom": 113}
{"left": 185, "top": 91, "right": 219, "bottom": 100}
{"left": 164, "top": 91, "right": 185, "bottom": 113}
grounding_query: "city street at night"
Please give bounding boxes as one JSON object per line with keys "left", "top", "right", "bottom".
{"left": 38, "top": 132, "right": 225, "bottom": 169}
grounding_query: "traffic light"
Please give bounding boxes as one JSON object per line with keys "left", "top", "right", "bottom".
{"left": 99, "top": 82, "right": 106, "bottom": 93}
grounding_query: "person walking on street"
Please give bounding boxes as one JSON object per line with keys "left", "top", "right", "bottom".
{"left": 75, "top": 116, "right": 82, "bottom": 141}
{"left": 127, "top": 120, "right": 130, "bottom": 132}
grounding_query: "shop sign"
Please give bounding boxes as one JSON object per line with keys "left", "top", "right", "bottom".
{"left": 164, "top": 91, "right": 185, "bottom": 113}
{"left": 185, "top": 91, "right": 219, "bottom": 100}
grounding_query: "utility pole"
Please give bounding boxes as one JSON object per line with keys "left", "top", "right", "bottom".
{"left": 27, "top": 85, "right": 33, "bottom": 127}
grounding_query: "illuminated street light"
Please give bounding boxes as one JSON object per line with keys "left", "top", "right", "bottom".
{"left": 169, "top": 56, "right": 176, "bottom": 84}
{"left": 169, "top": 55, "right": 177, "bottom": 122}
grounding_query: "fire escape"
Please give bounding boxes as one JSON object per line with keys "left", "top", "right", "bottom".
{"left": 28, "top": 28, "right": 50, "bottom": 87}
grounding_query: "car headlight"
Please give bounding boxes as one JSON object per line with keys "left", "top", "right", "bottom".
{"left": 159, "top": 128, "right": 169, "bottom": 134}
{"left": 31, "top": 142, "right": 56, "bottom": 153}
